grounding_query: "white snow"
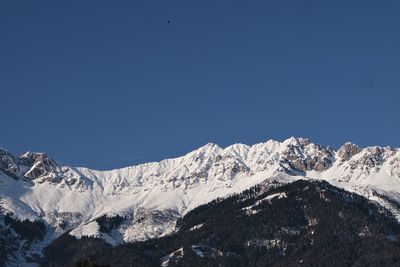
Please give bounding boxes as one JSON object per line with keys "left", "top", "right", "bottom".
{"left": 261, "top": 192, "right": 287, "bottom": 202}
{"left": 189, "top": 223, "right": 204, "bottom": 231}
{"left": 242, "top": 192, "right": 288, "bottom": 214}
{"left": 69, "top": 221, "right": 100, "bottom": 239}
{"left": 161, "top": 247, "right": 183, "bottom": 267}
{"left": 2, "top": 137, "right": 400, "bottom": 266}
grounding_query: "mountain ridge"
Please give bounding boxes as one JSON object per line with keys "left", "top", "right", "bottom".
{"left": 2, "top": 137, "right": 400, "bottom": 266}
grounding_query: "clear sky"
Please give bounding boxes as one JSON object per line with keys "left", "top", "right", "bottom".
{"left": 1, "top": 0, "right": 400, "bottom": 170}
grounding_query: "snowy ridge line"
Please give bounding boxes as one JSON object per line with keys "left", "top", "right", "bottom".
{"left": 2, "top": 137, "right": 400, "bottom": 266}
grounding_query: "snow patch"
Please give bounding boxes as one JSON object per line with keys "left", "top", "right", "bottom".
{"left": 69, "top": 221, "right": 100, "bottom": 239}
{"left": 189, "top": 223, "right": 204, "bottom": 231}
{"left": 242, "top": 192, "right": 287, "bottom": 214}
{"left": 161, "top": 247, "right": 183, "bottom": 267}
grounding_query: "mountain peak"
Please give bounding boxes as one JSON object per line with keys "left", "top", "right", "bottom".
{"left": 2, "top": 137, "right": 400, "bottom": 266}
{"left": 337, "top": 142, "right": 362, "bottom": 161}
{"left": 21, "top": 151, "right": 51, "bottom": 162}
{"left": 191, "top": 143, "right": 221, "bottom": 156}
{"left": 282, "top": 137, "right": 312, "bottom": 146}
{"left": 20, "top": 151, "right": 59, "bottom": 180}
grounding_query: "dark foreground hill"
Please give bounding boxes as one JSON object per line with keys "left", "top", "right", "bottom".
{"left": 42, "top": 179, "right": 400, "bottom": 267}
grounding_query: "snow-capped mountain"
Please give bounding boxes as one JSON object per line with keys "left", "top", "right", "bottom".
{"left": 44, "top": 179, "right": 400, "bottom": 267}
{"left": 2, "top": 137, "right": 400, "bottom": 265}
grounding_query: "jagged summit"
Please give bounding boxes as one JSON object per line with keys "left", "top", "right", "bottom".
{"left": 337, "top": 142, "right": 362, "bottom": 161}
{"left": 282, "top": 136, "right": 311, "bottom": 146}
{"left": 0, "top": 149, "right": 62, "bottom": 181}
{"left": 21, "top": 152, "right": 60, "bottom": 181}
{"left": 0, "top": 137, "right": 395, "bottom": 185}
{"left": 188, "top": 142, "right": 222, "bottom": 158}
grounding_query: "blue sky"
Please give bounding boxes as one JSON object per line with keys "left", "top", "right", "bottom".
{"left": 1, "top": 0, "right": 400, "bottom": 169}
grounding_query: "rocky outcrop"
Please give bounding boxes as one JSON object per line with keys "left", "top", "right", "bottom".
{"left": 337, "top": 142, "right": 362, "bottom": 161}
{"left": 0, "top": 149, "right": 64, "bottom": 182}
{"left": 21, "top": 152, "right": 59, "bottom": 180}
{"left": 279, "top": 138, "right": 334, "bottom": 173}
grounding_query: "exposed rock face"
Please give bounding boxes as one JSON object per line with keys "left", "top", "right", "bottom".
{"left": 333, "top": 145, "right": 400, "bottom": 182}
{"left": 337, "top": 142, "right": 362, "bottom": 161}
{"left": 0, "top": 149, "right": 63, "bottom": 182}
{"left": 355, "top": 147, "right": 385, "bottom": 168}
{"left": 0, "top": 148, "right": 20, "bottom": 179}
{"left": 314, "top": 157, "right": 333, "bottom": 172}
{"left": 1, "top": 149, "right": 86, "bottom": 187}
{"left": 21, "top": 152, "right": 59, "bottom": 180}
{"left": 279, "top": 138, "right": 334, "bottom": 173}
{"left": 389, "top": 157, "right": 400, "bottom": 178}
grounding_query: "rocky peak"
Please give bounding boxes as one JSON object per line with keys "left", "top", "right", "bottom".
{"left": 283, "top": 137, "right": 311, "bottom": 147}
{"left": 188, "top": 143, "right": 222, "bottom": 161}
{"left": 20, "top": 151, "right": 59, "bottom": 180}
{"left": 337, "top": 142, "right": 362, "bottom": 161}
{"left": 350, "top": 146, "right": 392, "bottom": 169}
{"left": 20, "top": 151, "right": 54, "bottom": 165}
{"left": 279, "top": 138, "right": 334, "bottom": 173}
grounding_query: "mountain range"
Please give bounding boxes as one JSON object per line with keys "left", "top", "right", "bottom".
{"left": 2, "top": 137, "right": 400, "bottom": 266}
